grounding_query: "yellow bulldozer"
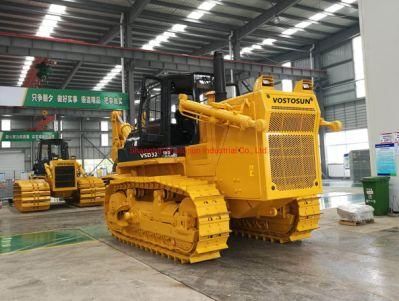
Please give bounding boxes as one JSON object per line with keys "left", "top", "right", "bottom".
{"left": 105, "top": 52, "right": 341, "bottom": 263}
{"left": 14, "top": 139, "right": 105, "bottom": 212}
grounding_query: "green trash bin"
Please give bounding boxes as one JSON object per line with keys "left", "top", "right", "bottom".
{"left": 361, "top": 176, "right": 390, "bottom": 216}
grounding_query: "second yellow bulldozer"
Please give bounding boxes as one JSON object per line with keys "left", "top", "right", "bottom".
{"left": 105, "top": 52, "right": 341, "bottom": 263}
{"left": 14, "top": 139, "right": 105, "bottom": 212}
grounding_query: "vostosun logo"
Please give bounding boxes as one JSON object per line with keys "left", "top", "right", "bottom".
{"left": 273, "top": 97, "right": 313, "bottom": 104}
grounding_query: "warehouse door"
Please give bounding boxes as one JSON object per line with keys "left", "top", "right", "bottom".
{"left": 0, "top": 151, "right": 25, "bottom": 180}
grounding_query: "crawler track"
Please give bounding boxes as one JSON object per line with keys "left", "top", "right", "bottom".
{"left": 105, "top": 175, "right": 230, "bottom": 263}
{"left": 231, "top": 198, "right": 321, "bottom": 243}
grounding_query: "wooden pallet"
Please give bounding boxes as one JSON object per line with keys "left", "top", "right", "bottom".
{"left": 339, "top": 219, "right": 375, "bottom": 226}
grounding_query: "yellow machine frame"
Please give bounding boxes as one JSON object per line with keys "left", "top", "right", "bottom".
{"left": 45, "top": 159, "right": 81, "bottom": 197}
{"left": 105, "top": 75, "right": 341, "bottom": 263}
{"left": 14, "top": 159, "right": 105, "bottom": 212}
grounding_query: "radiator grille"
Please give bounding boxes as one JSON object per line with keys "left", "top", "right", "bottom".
{"left": 269, "top": 112, "right": 315, "bottom": 132}
{"left": 54, "top": 166, "right": 75, "bottom": 188}
{"left": 269, "top": 135, "right": 316, "bottom": 191}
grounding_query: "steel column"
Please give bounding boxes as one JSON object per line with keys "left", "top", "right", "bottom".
{"left": 313, "top": 44, "right": 328, "bottom": 178}
{"left": 127, "top": 61, "right": 136, "bottom": 125}
{"left": 79, "top": 118, "right": 84, "bottom": 168}
{"left": 233, "top": 38, "right": 241, "bottom": 61}
{"left": 125, "top": 17, "right": 136, "bottom": 125}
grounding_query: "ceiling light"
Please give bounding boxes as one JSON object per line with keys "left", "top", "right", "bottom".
{"left": 37, "top": 29, "right": 53, "bottom": 37}
{"left": 93, "top": 65, "right": 122, "bottom": 91}
{"left": 142, "top": 44, "right": 154, "bottom": 50}
{"left": 295, "top": 21, "right": 312, "bottom": 29}
{"left": 162, "top": 32, "right": 176, "bottom": 38}
{"left": 309, "top": 13, "right": 327, "bottom": 21}
{"left": 44, "top": 14, "right": 61, "bottom": 22}
{"left": 142, "top": 29, "right": 178, "bottom": 50}
{"left": 36, "top": 4, "right": 66, "bottom": 38}
{"left": 42, "top": 18, "right": 59, "bottom": 28}
{"left": 49, "top": 4, "right": 66, "bottom": 14}
{"left": 171, "top": 24, "right": 187, "bottom": 32}
{"left": 198, "top": 1, "right": 217, "bottom": 11}
{"left": 241, "top": 47, "right": 253, "bottom": 55}
{"left": 141, "top": 1, "right": 218, "bottom": 51}
{"left": 239, "top": 39, "right": 277, "bottom": 56}
{"left": 262, "top": 38, "right": 276, "bottom": 45}
{"left": 149, "top": 40, "right": 161, "bottom": 47}
{"left": 282, "top": 61, "right": 292, "bottom": 68}
{"left": 325, "top": 4, "right": 344, "bottom": 13}
{"left": 23, "top": 61, "right": 33, "bottom": 67}
{"left": 281, "top": 28, "right": 299, "bottom": 36}
{"left": 155, "top": 35, "right": 169, "bottom": 43}
{"left": 17, "top": 56, "right": 36, "bottom": 87}
{"left": 342, "top": 0, "right": 356, "bottom": 3}
{"left": 187, "top": 11, "right": 204, "bottom": 20}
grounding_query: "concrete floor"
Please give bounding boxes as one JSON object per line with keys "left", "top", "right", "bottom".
{"left": 1, "top": 181, "right": 399, "bottom": 301}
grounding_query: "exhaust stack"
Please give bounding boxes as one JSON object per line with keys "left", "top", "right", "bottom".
{"left": 213, "top": 51, "right": 227, "bottom": 102}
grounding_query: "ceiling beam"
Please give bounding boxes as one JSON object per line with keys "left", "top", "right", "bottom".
{"left": 61, "top": 0, "right": 150, "bottom": 89}
{"left": 150, "top": 0, "right": 345, "bottom": 34}
{"left": 61, "top": 61, "right": 82, "bottom": 89}
{"left": 269, "top": 24, "right": 360, "bottom": 63}
{"left": 194, "top": 0, "right": 302, "bottom": 55}
{"left": 26, "top": 0, "right": 124, "bottom": 14}
{"left": 138, "top": 11, "right": 232, "bottom": 33}
{"left": 323, "top": 0, "right": 359, "bottom": 10}
{"left": 98, "top": 0, "right": 151, "bottom": 44}
{"left": 150, "top": 0, "right": 248, "bottom": 22}
{"left": 0, "top": 32, "right": 326, "bottom": 79}
{"left": 221, "top": 1, "right": 273, "bottom": 13}
{"left": 235, "top": 0, "right": 302, "bottom": 40}
{"left": 295, "top": 4, "right": 359, "bottom": 22}
{"left": 280, "top": 13, "right": 347, "bottom": 29}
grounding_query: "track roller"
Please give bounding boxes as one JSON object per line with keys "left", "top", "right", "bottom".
{"left": 105, "top": 175, "right": 230, "bottom": 263}
{"left": 231, "top": 198, "right": 320, "bottom": 243}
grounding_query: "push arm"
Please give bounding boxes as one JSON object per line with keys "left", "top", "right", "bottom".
{"left": 178, "top": 94, "right": 266, "bottom": 132}
{"left": 111, "top": 111, "right": 133, "bottom": 163}
{"left": 320, "top": 118, "right": 342, "bottom": 132}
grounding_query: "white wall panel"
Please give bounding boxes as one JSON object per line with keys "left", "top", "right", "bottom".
{"left": 325, "top": 99, "right": 367, "bottom": 130}
{"left": 322, "top": 42, "right": 353, "bottom": 67}
{"left": 326, "top": 61, "right": 355, "bottom": 85}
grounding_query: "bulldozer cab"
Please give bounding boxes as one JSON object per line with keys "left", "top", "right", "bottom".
{"left": 33, "top": 139, "right": 69, "bottom": 176}
{"left": 133, "top": 73, "right": 240, "bottom": 149}
{"left": 135, "top": 73, "right": 213, "bottom": 148}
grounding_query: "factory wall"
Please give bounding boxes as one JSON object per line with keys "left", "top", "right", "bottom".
{"left": 269, "top": 38, "right": 368, "bottom": 177}
{"left": 0, "top": 115, "right": 112, "bottom": 179}
{"left": 359, "top": 0, "right": 399, "bottom": 210}
{"left": 288, "top": 42, "right": 367, "bottom": 131}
